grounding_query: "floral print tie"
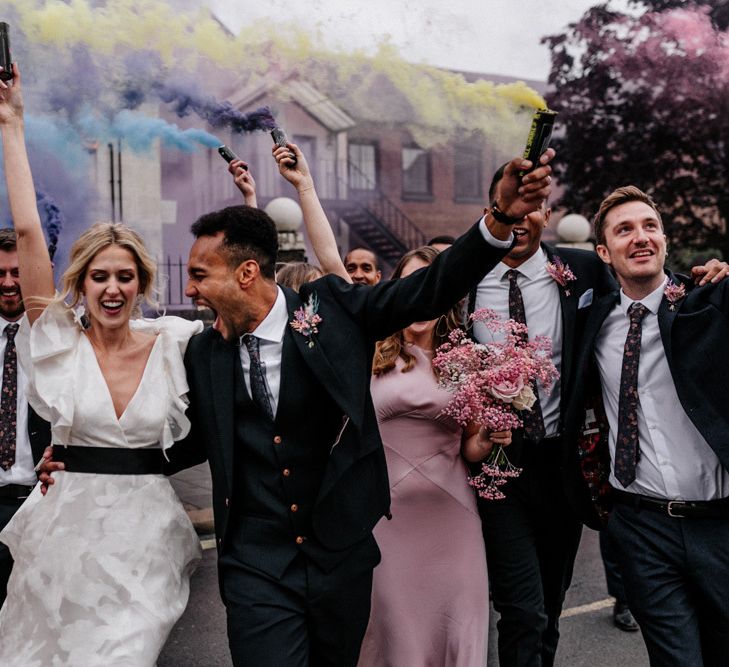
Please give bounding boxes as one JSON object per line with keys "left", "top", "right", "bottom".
{"left": 242, "top": 334, "right": 274, "bottom": 421}
{"left": 0, "top": 322, "right": 19, "bottom": 471}
{"left": 614, "top": 303, "right": 648, "bottom": 488}
{"left": 507, "top": 270, "right": 546, "bottom": 442}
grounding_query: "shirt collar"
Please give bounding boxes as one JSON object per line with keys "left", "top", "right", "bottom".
{"left": 494, "top": 246, "right": 546, "bottom": 282}
{"left": 619, "top": 276, "right": 668, "bottom": 316}
{"left": 0, "top": 314, "right": 24, "bottom": 335}
{"left": 242, "top": 286, "right": 288, "bottom": 344}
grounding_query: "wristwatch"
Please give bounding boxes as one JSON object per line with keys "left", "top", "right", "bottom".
{"left": 489, "top": 201, "right": 523, "bottom": 226}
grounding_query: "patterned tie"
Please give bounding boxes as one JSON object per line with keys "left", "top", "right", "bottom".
{"left": 506, "top": 269, "right": 546, "bottom": 442}
{"left": 0, "top": 322, "right": 19, "bottom": 471}
{"left": 242, "top": 334, "right": 274, "bottom": 420}
{"left": 614, "top": 302, "right": 648, "bottom": 488}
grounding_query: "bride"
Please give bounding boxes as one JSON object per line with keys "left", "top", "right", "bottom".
{"left": 0, "top": 63, "right": 202, "bottom": 666}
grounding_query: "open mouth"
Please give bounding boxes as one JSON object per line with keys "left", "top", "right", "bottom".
{"left": 0, "top": 288, "right": 19, "bottom": 298}
{"left": 101, "top": 300, "right": 124, "bottom": 315}
{"left": 513, "top": 228, "right": 528, "bottom": 239}
{"left": 630, "top": 249, "right": 654, "bottom": 259}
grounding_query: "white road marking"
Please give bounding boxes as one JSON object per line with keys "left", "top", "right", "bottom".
{"left": 561, "top": 597, "right": 614, "bottom": 618}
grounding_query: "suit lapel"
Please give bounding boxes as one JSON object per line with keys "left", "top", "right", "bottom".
{"left": 544, "top": 244, "right": 578, "bottom": 389}
{"left": 283, "top": 287, "right": 363, "bottom": 428}
{"left": 656, "top": 272, "right": 686, "bottom": 368}
{"left": 210, "top": 335, "right": 237, "bottom": 493}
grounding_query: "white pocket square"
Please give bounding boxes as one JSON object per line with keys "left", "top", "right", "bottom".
{"left": 578, "top": 289, "right": 593, "bottom": 309}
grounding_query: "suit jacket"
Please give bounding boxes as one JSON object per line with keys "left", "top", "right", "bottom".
{"left": 564, "top": 271, "right": 729, "bottom": 528}
{"left": 167, "top": 221, "right": 512, "bottom": 560}
{"left": 468, "top": 243, "right": 615, "bottom": 436}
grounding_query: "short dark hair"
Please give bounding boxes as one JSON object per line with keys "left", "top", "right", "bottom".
{"left": 344, "top": 246, "right": 379, "bottom": 271}
{"left": 593, "top": 186, "right": 662, "bottom": 246}
{"left": 191, "top": 205, "right": 278, "bottom": 280}
{"left": 427, "top": 234, "right": 455, "bottom": 246}
{"left": 0, "top": 228, "right": 17, "bottom": 252}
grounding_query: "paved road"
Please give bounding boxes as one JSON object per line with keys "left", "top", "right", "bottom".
{"left": 159, "top": 528, "right": 649, "bottom": 666}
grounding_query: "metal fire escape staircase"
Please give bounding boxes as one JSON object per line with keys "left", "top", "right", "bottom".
{"left": 322, "top": 161, "right": 426, "bottom": 265}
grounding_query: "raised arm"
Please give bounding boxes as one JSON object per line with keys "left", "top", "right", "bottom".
{"left": 0, "top": 64, "right": 54, "bottom": 324}
{"left": 272, "top": 142, "right": 350, "bottom": 282}
{"left": 229, "top": 158, "right": 258, "bottom": 208}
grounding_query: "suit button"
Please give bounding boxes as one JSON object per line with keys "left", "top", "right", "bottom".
{"left": 295, "top": 536, "right": 305, "bottom": 545}
{"left": 290, "top": 503, "right": 298, "bottom": 513}
{"left": 282, "top": 468, "right": 291, "bottom": 477}
{"left": 273, "top": 435, "right": 282, "bottom": 445}
{"left": 225, "top": 497, "right": 230, "bottom": 507}
{"left": 217, "top": 538, "right": 222, "bottom": 547}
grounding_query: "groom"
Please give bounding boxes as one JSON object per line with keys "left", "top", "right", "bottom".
{"left": 164, "top": 151, "right": 555, "bottom": 666}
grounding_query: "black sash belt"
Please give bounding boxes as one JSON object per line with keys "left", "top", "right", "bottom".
{"left": 612, "top": 488, "right": 729, "bottom": 518}
{"left": 53, "top": 445, "right": 165, "bottom": 475}
{"left": 0, "top": 484, "right": 35, "bottom": 500}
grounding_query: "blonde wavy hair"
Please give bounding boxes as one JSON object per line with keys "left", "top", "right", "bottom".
{"left": 56, "top": 223, "right": 158, "bottom": 316}
{"left": 372, "top": 246, "right": 462, "bottom": 376}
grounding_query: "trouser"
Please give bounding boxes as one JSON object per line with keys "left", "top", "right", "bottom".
{"left": 220, "top": 550, "right": 374, "bottom": 667}
{"left": 479, "top": 436, "right": 583, "bottom": 667}
{"left": 599, "top": 527, "right": 628, "bottom": 603}
{"left": 607, "top": 502, "right": 729, "bottom": 667}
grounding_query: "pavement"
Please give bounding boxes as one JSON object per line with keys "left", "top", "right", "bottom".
{"left": 169, "top": 463, "right": 215, "bottom": 536}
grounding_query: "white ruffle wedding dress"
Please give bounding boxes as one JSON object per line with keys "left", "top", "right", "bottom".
{"left": 0, "top": 303, "right": 203, "bottom": 667}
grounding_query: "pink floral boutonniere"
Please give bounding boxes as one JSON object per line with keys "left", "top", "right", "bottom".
{"left": 664, "top": 280, "right": 686, "bottom": 311}
{"left": 290, "top": 293, "right": 322, "bottom": 348}
{"left": 546, "top": 257, "right": 577, "bottom": 296}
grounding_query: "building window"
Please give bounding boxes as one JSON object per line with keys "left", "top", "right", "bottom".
{"left": 348, "top": 142, "right": 378, "bottom": 190}
{"left": 402, "top": 146, "right": 432, "bottom": 198}
{"left": 453, "top": 143, "right": 483, "bottom": 201}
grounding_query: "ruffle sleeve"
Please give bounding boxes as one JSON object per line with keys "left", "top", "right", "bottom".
{"left": 130, "top": 316, "right": 203, "bottom": 452}
{"left": 16, "top": 302, "right": 81, "bottom": 445}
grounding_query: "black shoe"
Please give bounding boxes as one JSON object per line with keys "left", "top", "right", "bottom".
{"left": 613, "top": 601, "right": 639, "bottom": 632}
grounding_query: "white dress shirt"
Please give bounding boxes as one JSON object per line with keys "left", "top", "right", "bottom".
{"left": 0, "top": 315, "right": 36, "bottom": 486}
{"left": 594, "top": 277, "right": 729, "bottom": 500}
{"left": 238, "top": 287, "right": 288, "bottom": 417}
{"left": 472, "top": 246, "right": 563, "bottom": 437}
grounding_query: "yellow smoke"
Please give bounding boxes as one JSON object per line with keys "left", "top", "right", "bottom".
{"left": 2, "top": 0, "right": 547, "bottom": 149}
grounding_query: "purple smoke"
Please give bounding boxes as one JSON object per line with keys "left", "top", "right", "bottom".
{"left": 35, "top": 190, "right": 65, "bottom": 260}
{"left": 156, "top": 83, "right": 277, "bottom": 133}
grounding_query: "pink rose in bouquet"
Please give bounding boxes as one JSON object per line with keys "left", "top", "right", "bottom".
{"left": 432, "top": 308, "right": 558, "bottom": 500}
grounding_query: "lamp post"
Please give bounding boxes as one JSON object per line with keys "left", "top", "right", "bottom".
{"left": 264, "top": 197, "right": 306, "bottom": 263}
{"left": 556, "top": 213, "right": 594, "bottom": 251}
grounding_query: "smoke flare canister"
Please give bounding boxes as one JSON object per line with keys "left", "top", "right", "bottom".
{"left": 271, "top": 127, "right": 297, "bottom": 167}
{"left": 520, "top": 109, "right": 557, "bottom": 176}
{"left": 0, "top": 23, "right": 12, "bottom": 82}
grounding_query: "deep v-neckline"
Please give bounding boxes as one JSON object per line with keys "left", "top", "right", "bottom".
{"left": 82, "top": 333, "right": 161, "bottom": 422}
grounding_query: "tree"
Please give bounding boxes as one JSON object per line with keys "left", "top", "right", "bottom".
{"left": 544, "top": 1, "right": 729, "bottom": 263}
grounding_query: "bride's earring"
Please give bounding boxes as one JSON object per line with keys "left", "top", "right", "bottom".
{"left": 75, "top": 295, "right": 90, "bottom": 329}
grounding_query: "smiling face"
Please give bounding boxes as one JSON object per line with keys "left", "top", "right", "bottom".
{"left": 82, "top": 245, "right": 141, "bottom": 330}
{"left": 502, "top": 205, "right": 551, "bottom": 269}
{"left": 185, "top": 233, "right": 250, "bottom": 341}
{"left": 596, "top": 200, "right": 667, "bottom": 297}
{"left": 345, "top": 248, "right": 381, "bottom": 285}
{"left": 0, "top": 248, "right": 23, "bottom": 321}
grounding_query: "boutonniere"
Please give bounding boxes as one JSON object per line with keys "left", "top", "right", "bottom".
{"left": 664, "top": 280, "right": 686, "bottom": 311}
{"left": 290, "top": 293, "right": 322, "bottom": 348}
{"left": 546, "top": 257, "right": 577, "bottom": 296}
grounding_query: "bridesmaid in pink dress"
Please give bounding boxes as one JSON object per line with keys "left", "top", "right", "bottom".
{"left": 358, "top": 247, "right": 511, "bottom": 667}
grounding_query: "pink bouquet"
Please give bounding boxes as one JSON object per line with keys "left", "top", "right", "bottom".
{"left": 432, "top": 308, "right": 558, "bottom": 500}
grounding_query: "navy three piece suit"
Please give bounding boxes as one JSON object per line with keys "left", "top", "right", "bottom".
{"left": 167, "top": 221, "right": 511, "bottom": 666}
